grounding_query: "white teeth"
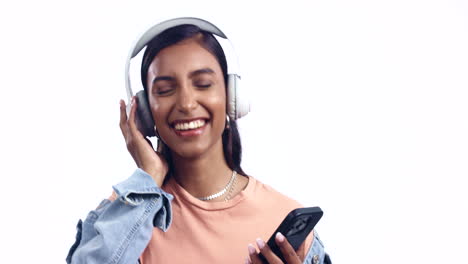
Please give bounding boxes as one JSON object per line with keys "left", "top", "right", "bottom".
{"left": 174, "top": 119, "right": 206, "bottom": 131}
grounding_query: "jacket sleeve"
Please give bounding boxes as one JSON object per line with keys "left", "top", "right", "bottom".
{"left": 303, "top": 230, "right": 330, "bottom": 264}
{"left": 66, "top": 169, "right": 173, "bottom": 264}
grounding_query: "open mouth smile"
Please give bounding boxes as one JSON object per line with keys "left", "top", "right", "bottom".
{"left": 170, "top": 118, "right": 209, "bottom": 137}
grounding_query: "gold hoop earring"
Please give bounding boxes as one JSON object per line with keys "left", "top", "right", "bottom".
{"left": 154, "top": 125, "right": 166, "bottom": 153}
{"left": 225, "top": 115, "right": 230, "bottom": 129}
{"left": 156, "top": 139, "right": 164, "bottom": 153}
{"left": 154, "top": 125, "right": 160, "bottom": 138}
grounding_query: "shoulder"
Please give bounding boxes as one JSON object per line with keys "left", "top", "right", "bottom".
{"left": 249, "top": 176, "right": 303, "bottom": 211}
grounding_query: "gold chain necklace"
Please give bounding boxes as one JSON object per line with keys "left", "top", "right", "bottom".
{"left": 224, "top": 174, "right": 238, "bottom": 201}
{"left": 197, "top": 171, "right": 237, "bottom": 201}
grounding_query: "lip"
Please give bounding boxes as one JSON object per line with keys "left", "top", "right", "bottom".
{"left": 170, "top": 117, "right": 209, "bottom": 138}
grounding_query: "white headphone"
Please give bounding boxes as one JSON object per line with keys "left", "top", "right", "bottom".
{"left": 125, "top": 17, "right": 250, "bottom": 137}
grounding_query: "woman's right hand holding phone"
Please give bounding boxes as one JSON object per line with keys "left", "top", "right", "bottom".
{"left": 119, "top": 97, "right": 168, "bottom": 187}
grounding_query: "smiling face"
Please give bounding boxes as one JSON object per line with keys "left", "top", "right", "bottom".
{"left": 146, "top": 37, "right": 227, "bottom": 159}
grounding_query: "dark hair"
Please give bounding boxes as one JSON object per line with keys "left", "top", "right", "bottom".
{"left": 141, "top": 24, "right": 247, "bottom": 176}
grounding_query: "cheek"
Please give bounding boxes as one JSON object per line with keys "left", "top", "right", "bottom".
{"left": 211, "top": 107, "right": 228, "bottom": 138}
{"left": 206, "top": 92, "right": 227, "bottom": 123}
{"left": 209, "top": 95, "right": 226, "bottom": 112}
{"left": 149, "top": 99, "right": 168, "bottom": 128}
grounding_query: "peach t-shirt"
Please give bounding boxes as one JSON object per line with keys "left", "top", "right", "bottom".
{"left": 140, "top": 176, "right": 314, "bottom": 263}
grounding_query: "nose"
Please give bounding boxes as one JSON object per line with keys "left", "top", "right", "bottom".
{"left": 176, "top": 85, "right": 197, "bottom": 114}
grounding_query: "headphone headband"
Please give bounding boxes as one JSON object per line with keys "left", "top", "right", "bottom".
{"left": 130, "top": 17, "right": 227, "bottom": 58}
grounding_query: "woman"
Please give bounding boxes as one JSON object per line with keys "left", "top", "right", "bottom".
{"left": 67, "top": 18, "right": 328, "bottom": 264}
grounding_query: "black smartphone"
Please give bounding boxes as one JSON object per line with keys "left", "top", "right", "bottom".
{"left": 259, "top": 207, "right": 323, "bottom": 263}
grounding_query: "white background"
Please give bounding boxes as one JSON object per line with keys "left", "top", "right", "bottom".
{"left": 0, "top": 0, "right": 467, "bottom": 263}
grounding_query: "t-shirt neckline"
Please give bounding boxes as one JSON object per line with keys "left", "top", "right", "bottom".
{"left": 165, "top": 175, "right": 255, "bottom": 211}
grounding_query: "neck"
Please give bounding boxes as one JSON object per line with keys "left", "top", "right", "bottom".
{"left": 170, "top": 139, "right": 233, "bottom": 199}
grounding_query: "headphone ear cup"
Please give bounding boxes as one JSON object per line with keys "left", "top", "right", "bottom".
{"left": 135, "top": 91, "right": 156, "bottom": 137}
{"left": 227, "top": 74, "right": 250, "bottom": 120}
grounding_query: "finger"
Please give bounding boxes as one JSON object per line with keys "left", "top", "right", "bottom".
{"left": 119, "top": 99, "right": 128, "bottom": 123}
{"left": 247, "top": 244, "right": 262, "bottom": 264}
{"left": 276, "top": 232, "right": 302, "bottom": 264}
{"left": 256, "top": 238, "right": 282, "bottom": 264}
{"left": 127, "top": 96, "right": 138, "bottom": 134}
{"left": 128, "top": 97, "right": 145, "bottom": 141}
{"left": 119, "top": 99, "right": 128, "bottom": 138}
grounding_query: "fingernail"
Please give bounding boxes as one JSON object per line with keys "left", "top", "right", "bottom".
{"left": 245, "top": 257, "right": 252, "bottom": 264}
{"left": 276, "top": 232, "right": 285, "bottom": 243}
{"left": 256, "top": 238, "right": 265, "bottom": 249}
{"left": 248, "top": 244, "right": 256, "bottom": 255}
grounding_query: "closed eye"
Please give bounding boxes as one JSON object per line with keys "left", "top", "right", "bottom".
{"left": 151, "top": 76, "right": 176, "bottom": 96}
{"left": 196, "top": 83, "right": 212, "bottom": 89}
{"left": 153, "top": 85, "right": 175, "bottom": 95}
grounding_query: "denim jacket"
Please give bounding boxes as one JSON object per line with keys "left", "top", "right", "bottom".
{"left": 66, "top": 169, "right": 327, "bottom": 264}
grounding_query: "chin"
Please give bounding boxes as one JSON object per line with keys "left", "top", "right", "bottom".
{"left": 167, "top": 141, "right": 211, "bottom": 160}
{"left": 172, "top": 147, "right": 206, "bottom": 160}
{"left": 166, "top": 136, "right": 224, "bottom": 161}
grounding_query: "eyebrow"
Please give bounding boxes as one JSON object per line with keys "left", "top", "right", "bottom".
{"left": 151, "top": 68, "right": 215, "bottom": 85}
{"left": 189, "top": 68, "right": 214, "bottom": 78}
{"left": 152, "top": 76, "right": 174, "bottom": 85}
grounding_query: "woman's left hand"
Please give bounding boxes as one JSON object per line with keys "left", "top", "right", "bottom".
{"left": 246, "top": 232, "right": 304, "bottom": 264}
